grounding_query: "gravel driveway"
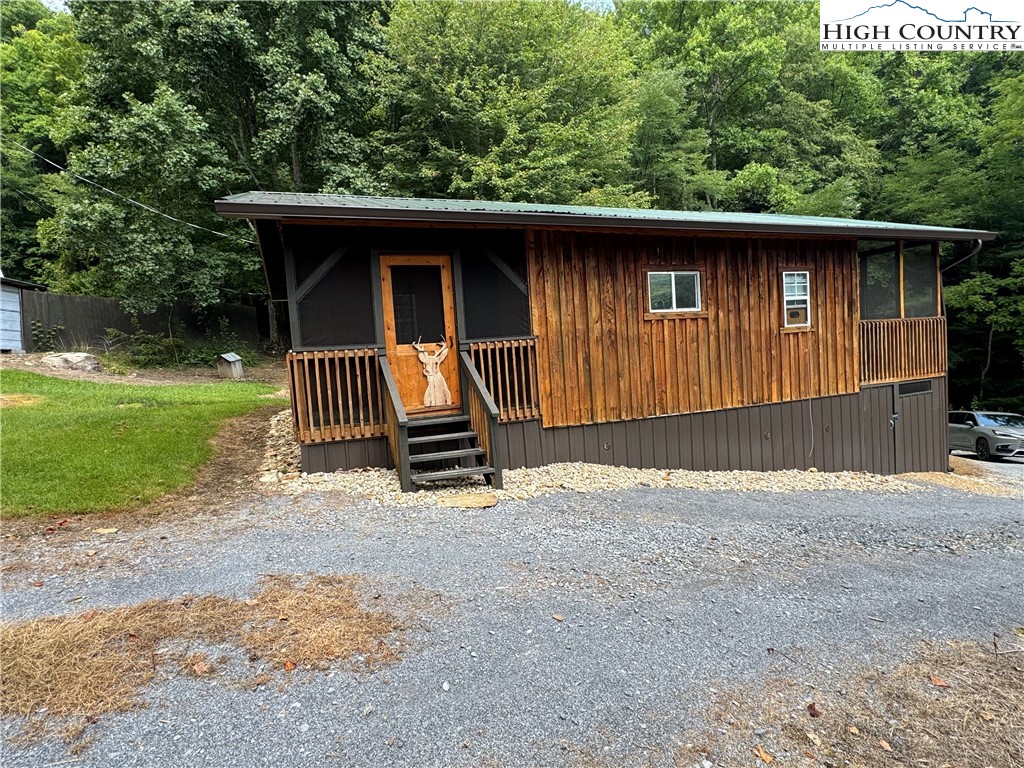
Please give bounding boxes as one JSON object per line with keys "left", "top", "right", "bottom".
{"left": 3, "top": 480, "right": 1022, "bottom": 767}
{"left": 953, "top": 452, "right": 1024, "bottom": 488}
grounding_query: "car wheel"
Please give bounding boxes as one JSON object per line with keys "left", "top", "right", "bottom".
{"left": 976, "top": 437, "right": 992, "bottom": 461}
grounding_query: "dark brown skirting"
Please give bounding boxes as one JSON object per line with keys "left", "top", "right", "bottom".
{"left": 299, "top": 377, "right": 948, "bottom": 476}
{"left": 301, "top": 438, "right": 391, "bottom": 474}
{"left": 496, "top": 396, "right": 866, "bottom": 473}
{"left": 498, "top": 377, "right": 948, "bottom": 475}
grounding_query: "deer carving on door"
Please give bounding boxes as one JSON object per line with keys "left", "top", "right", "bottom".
{"left": 412, "top": 336, "right": 452, "bottom": 407}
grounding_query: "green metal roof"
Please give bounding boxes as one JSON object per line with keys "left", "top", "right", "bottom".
{"left": 215, "top": 192, "right": 996, "bottom": 241}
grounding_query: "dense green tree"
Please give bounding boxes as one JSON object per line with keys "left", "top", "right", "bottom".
{"left": 616, "top": 0, "right": 880, "bottom": 215}
{"left": 38, "top": 86, "right": 257, "bottom": 314}
{"left": 66, "top": 0, "right": 381, "bottom": 193}
{"left": 941, "top": 70, "right": 1024, "bottom": 408}
{"left": 35, "top": 0, "right": 382, "bottom": 312}
{"left": 0, "top": 0, "right": 51, "bottom": 42}
{"left": 0, "top": 9, "right": 86, "bottom": 282}
{"left": 371, "top": 0, "right": 647, "bottom": 206}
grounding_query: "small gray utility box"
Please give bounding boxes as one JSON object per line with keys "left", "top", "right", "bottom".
{"left": 217, "top": 352, "right": 243, "bottom": 379}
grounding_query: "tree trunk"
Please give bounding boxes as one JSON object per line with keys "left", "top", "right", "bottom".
{"left": 978, "top": 322, "right": 995, "bottom": 402}
{"left": 291, "top": 139, "right": 303, "bottom": 192}
{"left": 267, "top": 300, "right": 279, "bottom": 345}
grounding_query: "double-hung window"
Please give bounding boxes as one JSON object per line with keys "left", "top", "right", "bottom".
{"left": 648, "top": 271, "right": 701, "bottom": 313}
{"left": 782, "top": 271, "right": 811, "bottom": 328}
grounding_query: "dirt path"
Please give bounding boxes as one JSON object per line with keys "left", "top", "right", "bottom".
{"left": 1, "top": 353, "right": 287, "bottom": 386}
{"left": 1, "top": 405, "right": 281, "bottom": 571}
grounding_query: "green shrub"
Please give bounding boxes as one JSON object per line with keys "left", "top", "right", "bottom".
{"left": 30, "top": 321, "right": 65, "bottom": 352}
{"left": 101, "top": 328, "right": 263, "bottom": 370}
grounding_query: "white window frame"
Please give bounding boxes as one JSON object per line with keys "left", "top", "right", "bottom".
{"left": 647, "top": 271, "right": 702, "bottom": 313}
{"left": 782, "top": 270, "right": 811, "bottom": 328}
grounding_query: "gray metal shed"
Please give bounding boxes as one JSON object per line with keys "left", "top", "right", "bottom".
{"left": 0, "top": 275, "right": 43, "bottom": 354}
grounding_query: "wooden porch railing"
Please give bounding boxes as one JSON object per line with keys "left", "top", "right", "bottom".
{"left": 460, "top": 350, "right": 503, "bottom": 490}
{"left": 467, "top": 338, "right": 541, "bottom": 422}
{"left": 286, "top": 348, "right": 386, "bottom": 444}
{"left": 860, "top": 317, "right": 947, "bottom": 385}
{"left": 379, "top": 356, "right": 412, "bottom": 492}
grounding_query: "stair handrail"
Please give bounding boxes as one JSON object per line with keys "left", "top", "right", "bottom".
{"left": 379, "top": 356, "right": 412, "bottom": 492}
{"left": 459, "top": 350, "right": 503, "bottom": 490}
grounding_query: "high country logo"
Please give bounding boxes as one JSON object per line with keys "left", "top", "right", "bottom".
{"left": 819, "top": 0, "right": 1022, "bottom": 51}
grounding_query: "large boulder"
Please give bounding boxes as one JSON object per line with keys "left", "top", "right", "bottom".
{"left": 41, "top": 352, "right": 103, "bottom": 372}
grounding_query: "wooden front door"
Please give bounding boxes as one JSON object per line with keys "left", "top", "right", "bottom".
{"left": 380, "top": 254, "right": 461, "bottom": 416}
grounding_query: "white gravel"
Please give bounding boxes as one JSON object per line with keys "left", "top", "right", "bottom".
{"left": 255, "top": 410, "right": 1018, "bottom": 505}
{"left": 262, "top": 463, "right": 927, "bottom": 506}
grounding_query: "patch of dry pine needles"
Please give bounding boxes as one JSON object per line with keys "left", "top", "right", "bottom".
{"left": 683, "top": 640, "right": 1024, "bottom": 768}
{"left": 0, "top": 574, "right": 401, "bottom": 724}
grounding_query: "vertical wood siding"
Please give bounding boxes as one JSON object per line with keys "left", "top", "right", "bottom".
{"left": 528, "top": 230, "right": 860, "bottom": 428}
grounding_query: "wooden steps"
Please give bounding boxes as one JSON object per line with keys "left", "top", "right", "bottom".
{"left": 405, "top": 415, "right": 495, "bottom": 489}
{"left": 408, "top": 430, "right": 477, "bottom": 444}
{"left": 408, "top": 447, "right": 486, "bottom": 464}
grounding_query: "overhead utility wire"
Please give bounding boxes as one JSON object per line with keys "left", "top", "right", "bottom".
{"left": 5, "top": 139, "right": 257, "bottom": 245}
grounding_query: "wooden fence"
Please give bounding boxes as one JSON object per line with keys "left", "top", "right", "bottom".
{"left": 20, "top": 291, "right": 259, "bottom": 351}
{"left": 860, "top": 317, "right": 947, "bottom": 385}
{"left": 286, "top": 348, "right": 385, "bottom": 444}
{"left": 467, "top": 338, "right": 541, "bottom": 422}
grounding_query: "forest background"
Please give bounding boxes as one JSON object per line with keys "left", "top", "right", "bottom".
{"left": 1, "top": 0, "right": 1021, "bottom": 410}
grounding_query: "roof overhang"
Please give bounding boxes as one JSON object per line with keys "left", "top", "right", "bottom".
{"left": 216, "top": 193, "right": 998, "bottom": 242}
{"left": 0, "top": 275, "right": 46, "bottom": 291}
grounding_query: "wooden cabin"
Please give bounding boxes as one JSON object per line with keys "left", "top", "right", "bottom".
{"left": 215, "top": 193, "right": 995, "bottom": 491}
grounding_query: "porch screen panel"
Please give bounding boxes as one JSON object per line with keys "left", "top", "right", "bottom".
{"left": 859, "top": 246, "right": 900, "bottom": 320}
{"left": 292, "top": 227, "right": 342, "bottom": 286}
{"left": 296, "top": 251, "right": 375, "bottom": 347}
{"left": 903, "top": 244, "right": 938, "bottom": 317}
{"left": 461, "top": 249, "right": 530, "bottom": 339}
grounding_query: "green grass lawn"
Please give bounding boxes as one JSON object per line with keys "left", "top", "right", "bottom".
{"left": 1, "top": 370, "right": 285, "bottom": 517}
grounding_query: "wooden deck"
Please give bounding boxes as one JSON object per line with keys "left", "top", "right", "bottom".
{"left": 286, "top": 340, "right": 539, "bottom": 448}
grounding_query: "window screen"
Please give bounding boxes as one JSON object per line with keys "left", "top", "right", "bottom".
{"left": 648, "top": 271, "right": 701, "bottom": 312}
{"left": 291, "top": 228, "right": 345, "bottom": 286}
{"left": 903, "top": 244, "right": 938, "bottom": 318}
{"left": 860, "top": 250, "right": 900, "bottom": 320}
{"left": 859, "top": 241, "right": 939, "bottom": 320}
